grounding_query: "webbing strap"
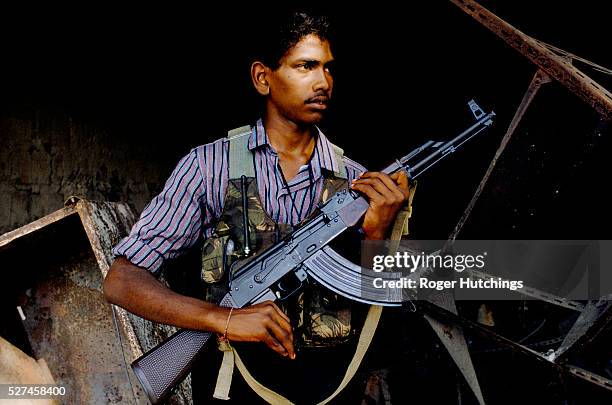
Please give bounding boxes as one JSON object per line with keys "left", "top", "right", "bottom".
{"left": 214, "top": 305, "right": 383, "bottom": 404}
{"left": 316, "top": 305, "right": 382, "bottom": 405}
{"left": 330, "top": 144, "right": 347, "bottom": 179}
{"left": 233, "top": 347, "right": 294, "bottom": 404}
{"left": 213, "top": 340, "right": 235, "bottom": 400}
{"left": 228, "top": 125, "right": 254, "bottom": 179}
{"left": 390, "top": 182, "right": 417, "bottom": 241}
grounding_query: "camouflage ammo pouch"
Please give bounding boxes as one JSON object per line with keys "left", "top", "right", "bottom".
{"left": 200, "top": 175, "right": 291, "bottom": 302}
{"left": 201, "top": 125, "right": 363, "bottom": 348}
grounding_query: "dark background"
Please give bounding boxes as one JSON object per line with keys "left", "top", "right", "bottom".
{"left": 1, "top": 1, "right": 610, "bottom": 240}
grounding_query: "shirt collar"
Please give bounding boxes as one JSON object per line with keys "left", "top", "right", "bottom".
{"left": 248, "top": 119, "right": 269, "bottom": 150}
{"left": 248, "top": 118, "right": 341, "bottom": 178}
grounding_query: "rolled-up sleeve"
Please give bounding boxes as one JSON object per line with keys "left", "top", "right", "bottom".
{"left": 112, "top": 148, "right": 207, "bottom": 275}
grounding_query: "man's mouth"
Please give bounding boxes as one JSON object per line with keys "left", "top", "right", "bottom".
{"left": 306, "top": 96, "right": 329, "bottom": 108}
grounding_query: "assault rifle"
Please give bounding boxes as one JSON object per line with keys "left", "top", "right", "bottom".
{"left": 130, "top": 100, "right": 495, "bottom": 403}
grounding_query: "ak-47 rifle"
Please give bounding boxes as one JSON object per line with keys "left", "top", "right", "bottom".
{"left": 130, "top": 100, "right": 495, "bottom": 404}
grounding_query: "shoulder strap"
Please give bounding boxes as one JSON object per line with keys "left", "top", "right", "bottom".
{"left": 228, "top": 125, "right": 255, "bottom": 179}
{"left": 329, "top": 144, "right": 347, "bottom": 179}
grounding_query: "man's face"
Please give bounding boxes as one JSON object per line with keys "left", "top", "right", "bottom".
{"left": 266, "top": 34, "right": 334, "bottom": 126}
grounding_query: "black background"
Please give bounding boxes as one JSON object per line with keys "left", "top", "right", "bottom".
{"left": 1, "top": 1, "right": 610, "bottom": 241}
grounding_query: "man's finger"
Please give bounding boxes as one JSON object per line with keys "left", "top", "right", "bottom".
{"left": 362, "top": 171, "right": 408, "bottom": 197}
{"left": 352, "top": 177, "right": 396, "bottom": 201}
{"left": 350, "top": 183, "right": 383, "bottom": 203}
{"left": 390, "top": 171, "right": 410, "bottom": 197}
{"left": 264, "top": 332, "right": 290, "bottom": 357}
{"left": 267, "top": 306, "right": 294, "bottom": 339}
{"left": 263, "top": 301, "right": 291, "bottom": 324}
{"left": 254, "top": 302, "right": 293, "bottom": 345}
{"left": 266, "top": 322, "right": 296, "bottom": 359}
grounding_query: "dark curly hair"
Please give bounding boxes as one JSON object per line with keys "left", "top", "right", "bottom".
{"left": 253, "top": 10, "right": 332, "bottom": 70}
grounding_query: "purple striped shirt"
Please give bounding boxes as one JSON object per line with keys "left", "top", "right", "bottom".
{"left": 113, "top": 119, "right": 365, "bottom": 274}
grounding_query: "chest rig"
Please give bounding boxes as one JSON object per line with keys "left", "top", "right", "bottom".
{"left": 200, "top": 125, "right": 361, "bottom": 348}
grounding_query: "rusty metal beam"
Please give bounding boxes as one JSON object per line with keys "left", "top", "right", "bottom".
{"left": 423, "top": 289, "right": 486, "bottom": 405}
{"left": 417, "top": 298, "right": 555, "bottom": 365}
{"left": 0, "top": 200, "right": 194, "bottom": 404}
{"left": 466, "top": 267, "right": 585, "bottom": 312}
{"left": 449, "top": 0, "right": 612, "bottom": 120}
{"left": 567, "top": 365, "right": 612, "bottom": 392}
{"left": 0, "top": 206, "right": 77, "bottom": 249}
{"left": 553, "top": 297, "right": 612, "bottom": 362}
{"left": 0, "top": 204, "right": 144, "bottom": 404}
{"left": 418, "top": 298, "right": 612, "bottom": 394}
{"left": 75, "top": 200, "right": 193, "bottom": 404}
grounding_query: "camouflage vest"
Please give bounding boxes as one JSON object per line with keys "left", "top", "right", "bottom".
{"left": 201, "top": 126, "right": 363, "bottom": 348}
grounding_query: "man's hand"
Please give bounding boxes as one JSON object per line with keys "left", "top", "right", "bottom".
{"left": 104, "top": 258, "right": 295, "bottom": 359}
{"left": 226, "top": 301, "right": 296, "bottom": 359}
{"left": 350, "top": 170, "right": 410, "bottom": 240}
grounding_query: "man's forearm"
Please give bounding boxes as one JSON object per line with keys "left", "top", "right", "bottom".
{"left": 103, "top": 257, "right": 228, "bottom": 334}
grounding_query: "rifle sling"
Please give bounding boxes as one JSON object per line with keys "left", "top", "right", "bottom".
{"left": 214, "top": 305, "right": 383, "bottom": 404}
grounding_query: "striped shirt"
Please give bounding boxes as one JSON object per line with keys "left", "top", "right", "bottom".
{"left": 113, "top": 119, "right": 366, "bottom": 274}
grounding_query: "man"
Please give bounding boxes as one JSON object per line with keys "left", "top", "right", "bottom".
{"left": 103, "top": 11, "right": 410, "bottom": 403}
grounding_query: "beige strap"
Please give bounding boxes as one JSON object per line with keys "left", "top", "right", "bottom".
{"left": 393, "top": 181, "right": 417, "bottom": 239}
{"left": 233, "top": 348, "right": 294, "bottom": 404}
{"left": 390, "top": 209, "right": 409, "bottom": 242}
{"left": 330, "top": 144, "right": 347, "bottom": 179}
{"left": 228, "top": 125, "right": 255, "bottom": 179}
{"left": 389, "top": 182, "right": 416, "bottom": 256}
{"left": 225, "top": 304, "right": 383, "bottom": 405}
{"left": 316, "top": 305, "right": 383, "bottom": 405}
{"left": 213, "top": 339, "right": 236, "bottom": 400}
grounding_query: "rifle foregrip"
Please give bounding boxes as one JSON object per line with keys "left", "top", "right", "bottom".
{"left": 131, "top": 329, "right": 212, "bottom": 404}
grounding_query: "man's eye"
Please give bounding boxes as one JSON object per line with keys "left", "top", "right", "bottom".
{"left": 300, "top": 62, "right": 316, "bottom": 70}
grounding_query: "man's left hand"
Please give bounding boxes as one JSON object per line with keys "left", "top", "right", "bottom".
{"left": 350, "top": 171, "right": 410, "bottom": 240}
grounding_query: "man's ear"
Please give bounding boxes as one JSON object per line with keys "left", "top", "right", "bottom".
{"left": 251, "top": 61, "right": 270, "bottom": 96}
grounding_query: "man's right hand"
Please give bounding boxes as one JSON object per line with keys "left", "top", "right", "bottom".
{"left": 225, "top": 301, "right": 295, "bottom": 359}
{"left": 104, "top": 257, "right": 295, "bottom": 359}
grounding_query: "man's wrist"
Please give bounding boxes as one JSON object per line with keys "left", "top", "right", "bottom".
{"left": 199, "top": 303, "right": 231, "bottom": 335}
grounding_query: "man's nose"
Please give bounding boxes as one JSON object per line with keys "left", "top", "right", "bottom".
{"left": 312, "top": 68, "right": 332, "bottom": 93}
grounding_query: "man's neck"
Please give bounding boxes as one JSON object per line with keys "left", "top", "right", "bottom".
{"left": 263, "top": 112, "right": 315, "bottom": 156}
{"left": 263, "top": 110, "right": 317, "bottom": 182}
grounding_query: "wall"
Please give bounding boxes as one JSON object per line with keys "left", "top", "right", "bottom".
{"left": 0, "top": 108, "right": 176, "bottom": 234}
